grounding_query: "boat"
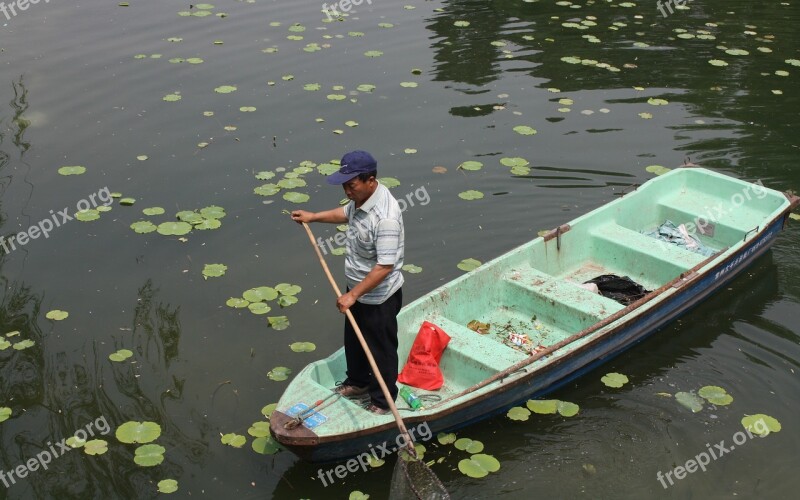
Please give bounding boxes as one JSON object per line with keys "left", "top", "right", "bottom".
{"left": 270, "top": 167, "right": 799, "bottom": 463}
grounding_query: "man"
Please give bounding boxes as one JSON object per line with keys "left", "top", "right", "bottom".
{"left": 291, "top": 150, "right": 404, "bottom": 415}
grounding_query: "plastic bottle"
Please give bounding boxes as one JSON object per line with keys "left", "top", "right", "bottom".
{"left": 399, "top": 386, "right": 422, "bottom": 410}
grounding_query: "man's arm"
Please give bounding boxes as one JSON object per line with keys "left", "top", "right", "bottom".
{"left": 291, "top": 207, "right": 347, "bottom": 224}
{"left": 336, "top": 264, "right": 393, "bottom": 313}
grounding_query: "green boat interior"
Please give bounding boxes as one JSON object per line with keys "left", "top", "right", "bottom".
{"left": 301, "top": 168, "right": 790, "bottom": 418}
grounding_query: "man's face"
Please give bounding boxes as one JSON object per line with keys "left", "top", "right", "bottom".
{"left": 343, "top": 176, "right": 376, "bottom": 205}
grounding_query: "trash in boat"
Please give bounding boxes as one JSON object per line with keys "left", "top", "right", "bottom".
{"left": 508, "top": 332, "right": 529, "bottom": 346}
{"left": 467, "top": 320, "right": 490, "bottom": 334}
{"left": 642, "top": 220, "right": 716, "bottom": 256}
{"left": 584, "top": 274, "right": 650, "bottom": 305}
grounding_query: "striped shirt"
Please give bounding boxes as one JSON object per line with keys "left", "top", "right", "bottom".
{"left": 343, "top": 182, "right": 404, "bottom": 304}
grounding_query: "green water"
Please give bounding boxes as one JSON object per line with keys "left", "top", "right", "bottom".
{"left": 0, "top": 0, "right": 798, "bottom": 498}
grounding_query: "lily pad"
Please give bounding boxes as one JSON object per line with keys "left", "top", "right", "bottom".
{"left": 675, "top": 391, "right": 704, "bottom": 413}
{"left": 243, "top": 286, "right": 278, "bottom": 302}
{"left": 254, "top": 183, "right": 281, "bottom": 196}
{"left": 116, "top": 421, "right": 162, "bottom": 444}
{"left": 261, "top": 403, "right": 278, "bottom": 418}
{"left": 202, "top": 263, "right": 227, "bottom": 279}
{"left": 268, "top": 316, "right": 290, "bottom": 331}
{"left": 277, "top": 178, "right": 307, "bottom": 189}
{"left": 194, "top": 219, "right": 221, "bottom": 230}
{"left": 557, "top": 400, "right": 580, "bottom": 417}
{"left": 162, "top": 94, "right": 182, "bottom": 102}
{"left": 380, "top": 177, "right": 401, "bottom": 188}
{"left": 84, "top": 439, "right": 108, "bottom": 455}
{"left": 698, "top": 385, "right": 733, "bottom": 406}
{"left": 226, "top": 297, "right": 249, "bottom": 308}
{"left": 458, "top": 454, "right": 500, "bottom": 478}
{"left": 364, "top": 50, "right": 384, "bottom": 57}
{"left": 0, "top": 407, "right": 11, "bottom": 422}
{"left": 708, "top": 59, "right": 728, "bottom": 67}
{"left": 221, "top": 433, "right": 246, "bottom": 448}
{"left": 275, "top": 283, "right": 302, "bottom": 296}
{"left": 357, "top": 84, "right": 376, "bottom": 92}
{"left": 454, "top": 20, "right": 470, "bottom": 27}
{"left": 457, "top": 258, "right": 482, "bottom": 272}
{"left": 157, "top": 221, "right": 193, "bottom": 236}
{"left": 109, "top": 349, "right": 133, "bottom": 362}
{"left": 267, "top": 366, "right": 292, "bottom": 381}
{"left": 214, "top": 85, "right": 237, "bottom": 94}
{"left": 402, "top": 264, "right": 422, "bottom": 274}
{"left": 513, "top": 125, "right": 538, "bottom": 135}
{"left": 400, "top": 82, "right": 418, "bottom": 88}
{"left": 458, "top": 190, "right": 484, "bottom": 200}
{"left": 646, "top": 165, "right": 671, "bottom": 176}
{"left": 500, "top": 157, "right": 529, "bottom": 168}
{"left": 119, "top": 198, "right": 136, "bottom": 206}
{"left": 647, "top": 98, "right": 669, "bottom": 106}
{"left": 75, "top": 209, "right": 100, "bottom": 222}
{"left": 157, "top": 479, "right": 179, "bottom": 494}
{"left": 13, "top": 339, "right": 35, "bottom": 350}
{"left": 134, "top": 444, "right": 166, "bottom": 466}
{"left": 458, "top": 161, "right": 483, "bottom": 171}
{"left": 454, "top": 438, "right": 484, "bottom": 454}
{"left": 58, "top": 166, "right": 86, "bottom": 176}
{"left": 200, "top": 205, "right": 226, "bottom": 219}
{"left": 741, "top": 414, "right": 781, "bottom": 437}
{"left": 176, "top": 211, "right": 203, "bottom": 223}
{"left": 46, "top": 310, "right": 69, "bottom": 321}
{"left": 248, "top": 302, "right": 271, "bottom": 315}
{"left": 437, "top": 432, "right": 457, "bottom": 445}
{"left": 601, "top": 372, "right": 628, "bottom": 388}
{"left": 252, "top": 436, "right": 281, "bottom": 454}
{"left": 283, "top": 192, "right": 310, "bottom": 203}
{"left": 527, "top": 399, "right": 558, "bottom": 414}
{"left": 289, "top": 342, "right": 316, "bottom": 352}
{"left": 507, "top": 406, "right": 531, "bottom": 421}
{"left": 142, "top": 207, "right": 165, "bottom": 216}
{"left": 240, "top": 106, "right": 257, "bottom": 112}
{"left": 247, "top": 421, "right": 271, "bottom": 438}
{"left": 278, "top": 295, "right": 298, "bottom": 307}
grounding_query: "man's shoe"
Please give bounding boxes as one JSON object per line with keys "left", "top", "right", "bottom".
{"left": 365, "top": 403, "right": 390, "bottom": 415}
{"left": 334, "top": 384, "right": 368, "bottom": 397}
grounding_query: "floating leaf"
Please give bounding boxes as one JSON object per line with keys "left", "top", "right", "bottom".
{"left": 0, "top": 407, "right": 11, "bottom": 423}
{"left": 402, "top": 264, "right": 422, "bottom": 274}
{"left": 261, "top": 403, "right": 278, "bottom": 418}
{"left": 708, "top": 59, "right": 728, "bottom": 67}
{"left": 84, "top": 439, "right": 108, "bottom": 456}
{"left": 162, "top": 94, "right": 181, "bottom": 102}
{"left": 458, "top": 161, "right": 483, "bottom": 171}
{"left": 349, "top": 492, "right": 370, "bottom": 500}
{"left": 109, "top": 349, "right": 133, "bottom": 362}
{"left": 432, "top": 166, "right": 447, "bottom": 174}
{"left": 120, "top": 198, "right": 136, "bottom": 206}
{"left": 698, "top": 385, "right": 733, "bottom": 406}
{"left": 675, "top": 391, "right": 704, "bottom": 413}
{"left": 454, "top": 20, "right": 470, "bottom": 27}
{"left": 741, "top": 414, "right": 781, "bottom": 437}
{"left": 46, "top": 310, "right": 69, "bottom": 321}
{"left": 248, "top": 302, "right": 272, "bottom": 315}
{"left": 507, "top": 406, "right": 531, "bottom": 421}
{"left": 252, "top": 436, "right": 281, "bottom": 454}
{"left": 364, "top": 50, "right": 384, "bottom": 57}
{"left": 247, "top": 421, "right": 271, "bottom": 438}
{"left": 255, "top": 171, "right": 275, "bottom": 181}
{"left": 157, "top": 479, "right": 179, "bottom": 494}
{"left": 157, "top": 221, "right": 192, "bottom": 236}
{"left": 646, "top": 165, "right": 671, "bottom": 176}
{"left": 66, "top": 436, "right": 85, "bottom": 448}
{"left": 278, "top": 295, "right": 298, "bottom": 307}
{"left": 116, "top": 421, "right": 162, "bottom": 444}
{"left": 458, "top": 454, "right": 500, "bottom": 478}
{"left": 283, "top": 192, "right": 310, "bottom": 203}
{"left": 289, "top": 342, "right": 316, "bottom": 352}
{"left": 500, "top": 157, "right": 529, "bottom": 168}
{"left": 277, "top": 177, "right": 307, "bottom": 189}
{"left": 186, "top": 58, "right": 204, "bottom": 64}
{"left": 458, "top": 190, "right": 484, "bottom": 200}
{"left": 202, "top": 264, "right": 227, "bottom": 279}
{"left": 0, "top": 338, "right": 10, "bottom": 350}
{"left": 194, "top": 219, "right": 221, "bottom": 230}
{"left": 267, "top": 366, "right": 292, "bottom": 381}
{"left": 275, "top": 283, "right": 302, "bottom": 296}
{"left": 457, "top": 258, "right": 481, "bottom": 272}
{"left": 75, "top": 210, "right": 100, "bottom": 222}
{"left": 12, "top": 339, "right": 35, "bottom": 350}
{"left": 200, "top": 205, "right": 226, "bottom": 219}
{"left": 357, "top": 84, "right": 376, "bottom": 92}
{"left": 137, "top": 155, "right": 149, "bottom": 161}
{"left": 134, "top": 444, "right": 166, "bottom": 466}
{"left": 725, "top": 48, "right": 749, "bottom": 56}
{"left": 254, "top": 183, "right": 281, "bottom": 196}
{"left": 379, "top": 177, "right": 400, "bottom": 188}
{"left": 454, "top": 438, "right": 484, "bottom": 454}
{"left": 243, "top": 286, "right": 278, "bottom": 302}
{"left": 527, "top": 400, "right": 558, "bottom": 414}
{"left": 268, "top": 316, "right": 290, "bottom": 331}
{"left": 400, "top": 82, "right": 418, "bottom": 88}
{"left": 368, "top": 454, "right": 384, "bottom": 467}
{"left": 58, "top": 166, "right": 86, "bottom": 176}
{"left": 221, "top": 433, "right": 246, "bottom": 448}
{"left": 513, "top": 125, "right": 537, "bottom": 135}
{"left": 601, "top": 372, "right": 628, "bottom": 388}
{"left": 345, "top": 120, "right": 359, "bottom": 127}
{"left": 226, "top": 297, "right": 249, "bottom": 308}
{"left": 647, "top": 98, "right": 669, "bottom": 106}
{"left": 140, "top": 207, "right": 164, "bottom": 217}
{"left": 557, "top": 401, "right": 580, "bottom": 417}
{"left": 214, "top": 85, "right": 237, "bottom": 94}
{"left": 786, "top": 59, "right": 800, "bottom": 67}
{"left": 437, "top": 432, "right": 456, "bottom": 445}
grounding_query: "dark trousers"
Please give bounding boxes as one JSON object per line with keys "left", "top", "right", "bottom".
{"left": 343, "top": 288, "right": 403, "bottom": 409}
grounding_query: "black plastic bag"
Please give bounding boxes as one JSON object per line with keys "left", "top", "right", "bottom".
{"left": 584, "top": 275, "right": 650, "bottom": 305}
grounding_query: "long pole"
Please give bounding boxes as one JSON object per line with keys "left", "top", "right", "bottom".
{"left": 300, "top": 222, "right": 415, "bottom": 454}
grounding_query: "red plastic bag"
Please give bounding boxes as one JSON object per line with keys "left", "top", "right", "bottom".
{"left": 397, "top": 321, "right": 451, "bottom": 390}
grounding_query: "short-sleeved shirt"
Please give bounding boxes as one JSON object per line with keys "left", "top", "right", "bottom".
{"left": 343, "top": 182, "right": 404, "bottom": 304}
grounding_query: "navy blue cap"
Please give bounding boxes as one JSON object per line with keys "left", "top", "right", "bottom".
{"left": 326, "top": 150, "right": 378, "bottom": 185}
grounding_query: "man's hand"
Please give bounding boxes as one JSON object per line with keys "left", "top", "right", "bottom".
{"left": 336, "top": 292, "right": 357, "bottom": 313}
{"left": 291, "top": 210, "right": 315, "bottom": 224}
